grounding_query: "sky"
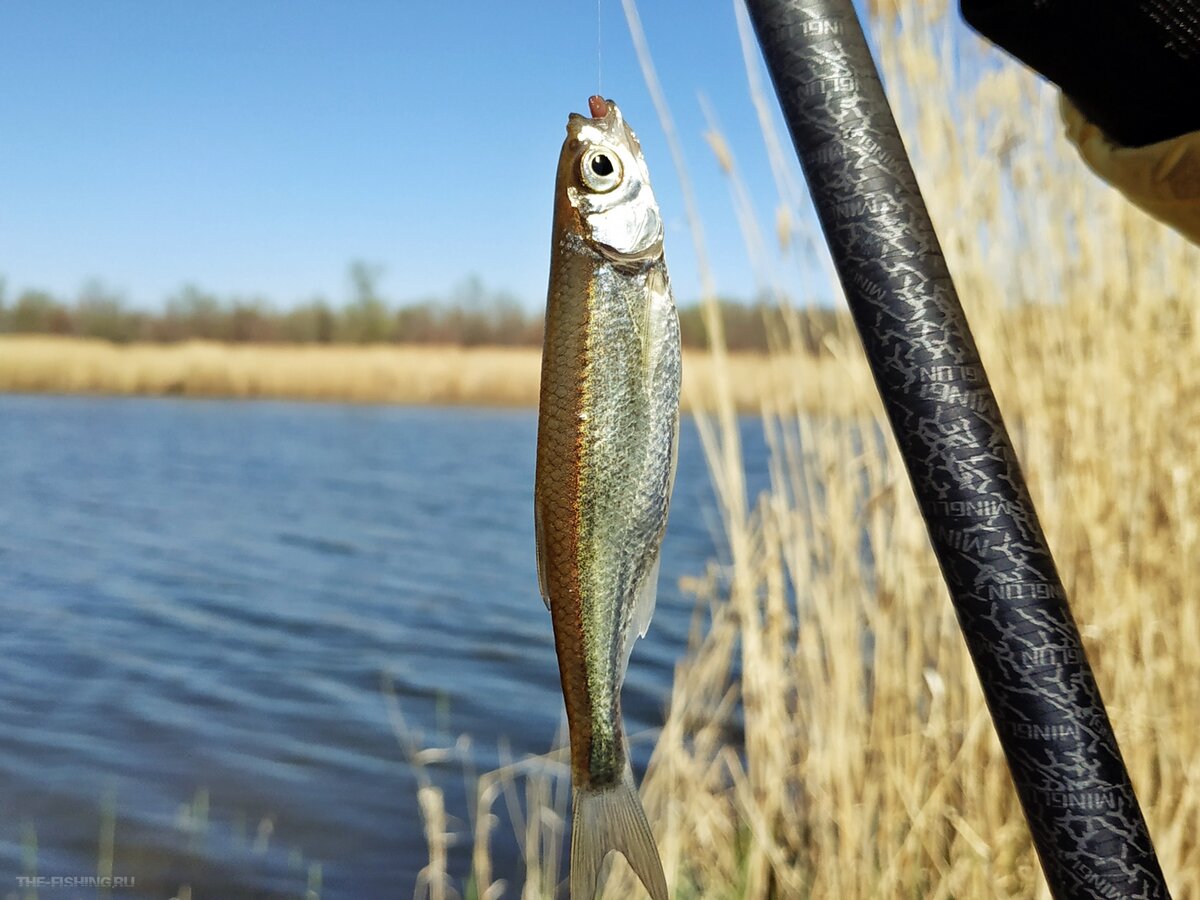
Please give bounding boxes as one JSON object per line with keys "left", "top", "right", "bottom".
{"left": 0, "top": 1, "right": 979, "bottom": 312}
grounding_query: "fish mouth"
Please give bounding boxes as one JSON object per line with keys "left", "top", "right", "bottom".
{"left": 569, "top": 96, "right": 615, "bottom": 124}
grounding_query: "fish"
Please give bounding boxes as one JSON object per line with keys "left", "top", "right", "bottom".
{"left": 533, "top": 95, "right": 680, "bottom": 900}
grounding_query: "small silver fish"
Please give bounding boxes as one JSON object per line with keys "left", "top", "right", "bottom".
{"left": 534, "top": 96, "right": 680, "bottom": 900}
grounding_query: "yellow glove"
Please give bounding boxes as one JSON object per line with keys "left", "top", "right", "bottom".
{"left": 1061, "top": 95, "right": 1200, "bottom": 246}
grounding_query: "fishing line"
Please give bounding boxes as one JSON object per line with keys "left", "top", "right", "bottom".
{"left": 596, "top": 0, "right": 603, "bottom": 92}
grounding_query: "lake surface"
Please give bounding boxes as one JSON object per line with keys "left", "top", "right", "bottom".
{"left": 0, "top": 395, "right": 769, "bottom": 898}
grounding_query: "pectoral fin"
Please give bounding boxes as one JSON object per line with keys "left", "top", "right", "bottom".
{"left": 642, "top": 268, "right": 671, "bottom": 385}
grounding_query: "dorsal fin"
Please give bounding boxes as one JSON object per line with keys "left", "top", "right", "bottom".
{"left": 534, "top": 503, "right": 550, "bottom": 610}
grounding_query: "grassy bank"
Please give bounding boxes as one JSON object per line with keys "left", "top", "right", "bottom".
{"left": 410, "top": 1, "right": 1200, "bottom": 898}
{"left": 0, "top": 335, "right": 865, "bottom": 415}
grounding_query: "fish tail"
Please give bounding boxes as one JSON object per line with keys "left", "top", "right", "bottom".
{"left": 570, "top": 765, "right": 668, "bottom": 900}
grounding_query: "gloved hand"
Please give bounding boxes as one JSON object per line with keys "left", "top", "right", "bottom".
{"left": 962, "top": 0, "right": 1200, "bottom": 245}
{"left": 1061, "top": 96, "right": 1200, "bottom": 245}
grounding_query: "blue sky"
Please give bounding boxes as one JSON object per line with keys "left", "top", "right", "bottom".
{"left": 0, "top": 1, "right": 972, "bottom": 311}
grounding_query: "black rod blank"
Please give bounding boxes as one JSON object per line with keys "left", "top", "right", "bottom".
{"left": 744, "top": 0, "right": 1170, "bottom": 896}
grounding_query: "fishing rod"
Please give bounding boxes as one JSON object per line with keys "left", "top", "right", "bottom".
{"left": 743, "top": 0, "right": 1171, "bottom": 896}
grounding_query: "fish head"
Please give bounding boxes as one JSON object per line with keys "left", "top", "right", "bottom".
{"left": 557, "top": 97, "right": 664, "bottom": 262}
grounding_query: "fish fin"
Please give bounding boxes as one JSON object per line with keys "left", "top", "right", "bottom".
{"left": 635, "top": 553, "right": 661, "bottom": 641}
{"left": 666, "top": 405, "right": 679, "bottom": 504}
{"left": 642, "top": 268, "right": 671, "bottom": 380}
{"left": 571, "top": 766, "right": 668, "bottom": 900}
{"left": 623, "top": 282, "right": 649, "bottom": 351}
{"left": 621, "top": 553, "right": 662, "bottom": 676}
{"left": 534, "top": 503, "right": 550, "bottom": 610}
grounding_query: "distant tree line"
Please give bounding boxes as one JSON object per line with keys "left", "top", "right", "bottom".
{"left": 0, "top": 265, "right": 843, "bottom": 353}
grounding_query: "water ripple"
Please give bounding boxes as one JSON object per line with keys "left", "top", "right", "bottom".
{"left": 0, "top": 396, "right": 770, "bottom": 897}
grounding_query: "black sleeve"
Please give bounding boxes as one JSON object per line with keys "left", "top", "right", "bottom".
{"left": 960, "top": 0, "right": 1200, "bottom": 147}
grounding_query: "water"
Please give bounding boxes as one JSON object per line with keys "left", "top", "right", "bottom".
{"left": 0, "top": 395, "right": 769, "bottom": 898}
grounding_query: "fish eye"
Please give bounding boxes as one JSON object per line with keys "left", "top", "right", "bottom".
{"left": 580, "top": 148, "right": 623, "bottom": 193}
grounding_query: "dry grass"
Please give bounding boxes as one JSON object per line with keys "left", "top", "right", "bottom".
{"left": 0, "top": 336, "right": 858, "bottom": 415}
{"left": 408, "top": 0, "right": 1200, "bottom": 898}
{"left": 0, "top": 338, "right": 546, "bottom": 407}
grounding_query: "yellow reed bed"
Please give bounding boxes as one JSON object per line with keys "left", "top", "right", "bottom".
{"left": 0, "top": 335, "right": 864, "bottom": 416}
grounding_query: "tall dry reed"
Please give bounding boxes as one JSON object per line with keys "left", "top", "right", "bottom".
{"left": 0, "top": 336, "right": 846, "bottom": 415}
{"left": 414, "top": 0, "right": 1200, "bottom": 897}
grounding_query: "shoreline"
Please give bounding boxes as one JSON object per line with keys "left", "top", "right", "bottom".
{"left": 0, "top": 335, "right": 867, "bottom": 415}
